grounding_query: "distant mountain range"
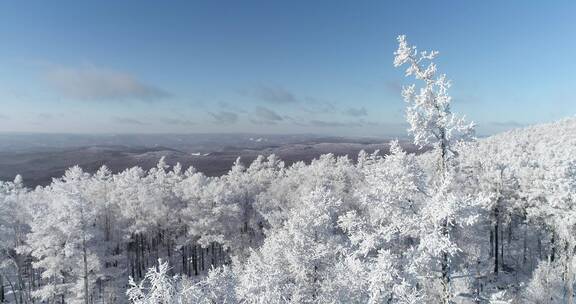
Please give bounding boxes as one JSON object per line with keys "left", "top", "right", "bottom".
{"left": 0, "top": 133, "right": 419, "bottom": 187}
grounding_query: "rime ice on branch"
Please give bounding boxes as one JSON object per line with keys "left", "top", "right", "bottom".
{"left": 393, "top": 35, "right": 475, "bottom": 164}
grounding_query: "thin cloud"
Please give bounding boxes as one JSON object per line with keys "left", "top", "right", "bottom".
{"left": 111, "top": 117, "right": 147, "bottom": 125}
{"left": 254, "top": 106, "right": 283, "bottom": 121}
{"left": 356, "top": 119, "right": 379, "bottom": 126}
{"left": 209, "top": 111, "right": 238, "bottom": 125}
{"left": 218, "top": 101, "right": 248, "bottom": 113}
{"left": 301, "top": 97, "right": 337, "bottom": 114}
{"left": 384, "top": 80, "right": 403, "bottom": 94}
{"left": 47, "top": 65, "right": 171, "bottom": 102}
{"left": 250, "top": 119, "right": 278, "bottom": 126}
{"left": 343, "top": 107, "right": 367, "bottom": 117}
{"left": 0, "top": 114, "right": 10, "bottom": 120}
{"left": 37, "top": 113, "right": 55, "bottom": 120}
{"left": 283, "top": 115, "right": 307, "bottom": 127}
{"left": 248, "top": 86, "right": 298, "bottom": 104}
{"left": 160, "top": 118, "right": 197, "bottom": 126}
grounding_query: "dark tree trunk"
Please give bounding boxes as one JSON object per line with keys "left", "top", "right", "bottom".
{"left": 551, "top": 233, "right": 556, "bottom": 262}
{"left": 438, "top": 130, "right": 451, "bottom": 304}
{"left": 538, "top": 236, "right": 542, "bottom": 260}
{"left": 441, "top": 217, "right": 450, "bottom": 303}
{"left": 0, "top": 275, "right": 4, "bottom": 303}
{"left": 192, "top": 245, "right": 198, "bottom": 276}
{"left": 211, "top": 243, "right": 216, "bottom": 267}
{"left": 200, "top": 246, "right": 205, "bottom": 272}
{"left": 494, "top": 206, "right": 499, "bottom": 275}
{"left": 490, "top": 230, "right": 494, "bottom": 257}
{"left": 83, "top": 236, "right": 89, "bottom": 304}
{"left": 521, "top": 221, "right": 527, "bottom": 267}
{"left": 181, "top": 246, "right": 187, "bottom": 276}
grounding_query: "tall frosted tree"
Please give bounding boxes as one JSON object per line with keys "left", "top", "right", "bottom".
{"left": 394, "top": 35, "right": 475, "bottom": 303}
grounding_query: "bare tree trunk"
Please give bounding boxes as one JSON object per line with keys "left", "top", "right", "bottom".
{"left": 500, "top": 226, "right": 504, "bottom": 269}
{"left": 192, "top": 244, "right": 198, "bottom": 276}
{"left": 523, "top": 224, "right": 527, "bottom": 267}
{"left": 17, "top": 270, "right": 27, "bottom": 304}
{"left": 142, "top": 234, "right": 147, "bottom": 272}
{"left": 538, "top": 235, "right": 542, "bottom": 260}
{"left": 565, "top": 262, "right": 573, "bottom": 303}
{"left": 220, "top": 245, "right": 225, "bottom": 265}
{"left": 83, "top": 232, "right": 89, "bottom": 304}
{"left": 200, "top": 246, "right": 205, "bottom": 272}
{"left": 441, "top": 218, "right": 451, "bottom": 304}
{"left": 211, "top": 243, "right": 216, "bottom": 267}
{"left": 138, "top": 234, "right": 142, "bottom": 278}
{"left": 181, "top": 246, "right": 187, "bottom": 276}
{"left": 494, "top": 206, "right": 499, "bottom": 276}
{"left": 439, "top": 133, "right": 451, "bottom": 304}
{"left": 5, "top": 275, "right": 19, "bottom": 304}
{"left": 0, "top": 274, "right": 4, "bottom": 303}
{"left": 128, "top": 241, "right": 135, "bottom": 279}
{"left": 166, "top": 236, "right": 172, "bottom": 274}
{"left": 490, "top": 230, "right": 494, "bottom": 258}
{"left": 551, "top": 233, "right": 556, "bottom": 262}
{"left": 564, "top": 242, "right": 574, "bottom": 304}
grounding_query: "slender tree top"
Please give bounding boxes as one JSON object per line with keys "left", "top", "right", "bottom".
{"left": 394, "top": 35, "right": 475, "bottom": 152}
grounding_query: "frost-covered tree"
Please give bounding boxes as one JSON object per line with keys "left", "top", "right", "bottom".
{"left": 237, "top": 187, "right": 352, "bottom": 303}
{"left": 23, "top": 167, "right": 103, "bottom": 304}
{"left": 525, "top": 161, "right": 576, "bottom": 303}
{"left": 393, "top": 35, "right": 475, "bottom": 167}
{"left": 394, "top": 35, "right": 477, "bottom": 302}
{"left": 523, "top": 261, "right": 564, "bottom": 303}
{"left": 338, "top": 142, "right": 426, "bottom": 301}
{"left": 127, "top": 259, "right": 237, "bottom": 304}
{"left": 0, "top": 175, "right": 30, "bottom": 303}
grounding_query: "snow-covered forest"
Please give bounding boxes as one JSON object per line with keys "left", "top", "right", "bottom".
{"left": 1, "top": 36, "right": 575, "bottom": 303}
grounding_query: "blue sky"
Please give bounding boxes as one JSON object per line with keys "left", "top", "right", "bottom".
{"left": 0, "top": 1, "right": 574, "bottom": 136}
